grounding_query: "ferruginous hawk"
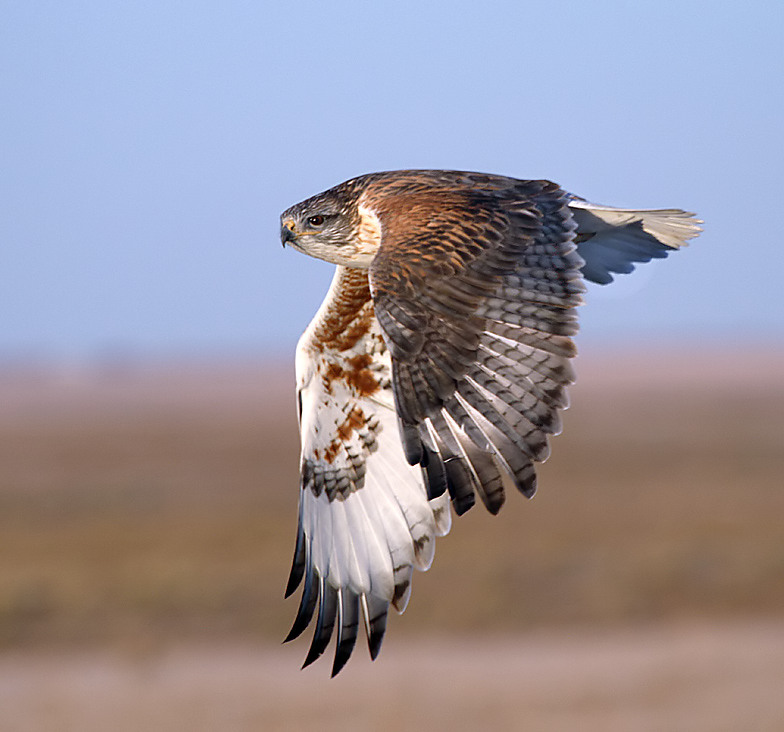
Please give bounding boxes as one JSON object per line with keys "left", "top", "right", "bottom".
{"left": 279, "top": 170, "right": 701, "bottom": 675}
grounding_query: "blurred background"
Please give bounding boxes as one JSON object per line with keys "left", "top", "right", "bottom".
{"left": 1, "top": 1, "right": 783, "bottom": 730}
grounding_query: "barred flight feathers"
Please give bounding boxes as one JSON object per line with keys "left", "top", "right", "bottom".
{"left": 279, "top": 169, "right": 702, "bottom": 674}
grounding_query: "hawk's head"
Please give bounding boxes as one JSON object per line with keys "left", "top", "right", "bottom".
{"left": 280, "top": 181, "right": 379, "bottom": 269}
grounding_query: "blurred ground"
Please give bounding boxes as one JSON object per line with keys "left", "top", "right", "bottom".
{"left": 0, "top": 348, "right": 782, "bottom": 730}
{"left": 2, "top": 621, "right": 784, "bottom": 732}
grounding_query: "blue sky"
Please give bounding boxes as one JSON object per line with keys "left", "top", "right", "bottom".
{"left": 2, "top": 1, "right": 782, "bottom": 363}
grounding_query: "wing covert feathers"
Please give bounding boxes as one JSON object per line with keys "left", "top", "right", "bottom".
{"left": 367, "top": 176, "right": 583, "bottom": 515}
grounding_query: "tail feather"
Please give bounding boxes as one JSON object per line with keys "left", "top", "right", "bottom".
{"left": 568, "top": 198, "right": 702, "bottom": 285}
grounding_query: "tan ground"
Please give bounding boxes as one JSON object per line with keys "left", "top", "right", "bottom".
{"left": 2, "top": 620, "right": 784, "bottom": 731}
{"left": 0, "top": 348, "right": 782, "bottom": 729}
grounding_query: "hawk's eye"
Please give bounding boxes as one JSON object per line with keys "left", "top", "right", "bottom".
{"left": 307, "top": 215, "right": 325, "bottom": 227}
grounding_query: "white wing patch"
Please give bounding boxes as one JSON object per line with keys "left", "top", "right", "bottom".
{"left": 285, "top": 267, "right": 450, "bottom": 676}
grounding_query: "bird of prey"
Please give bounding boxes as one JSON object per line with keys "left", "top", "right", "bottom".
{"left": 279, "top": 170, "right": 701, "bottom": 676}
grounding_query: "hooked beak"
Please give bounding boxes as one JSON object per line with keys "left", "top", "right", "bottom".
{"left": 281, "top": 220, "right": 296, "bottom": 248}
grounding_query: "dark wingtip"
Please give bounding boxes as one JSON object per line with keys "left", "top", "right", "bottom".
{"left": 331, "top": 634, "right": 357, "bottom": 677}
{"left": 301, "top": 648, "right": 321, "bottom": 669}
{"left": 283, "top": 617, "right": 308, "bottom": 644}
{"left": 363, "top": 595, "right": 389, "bottom": 661}
{"left": 512, "top": 461, "right": 538, "bottom": 499}
{"left": 284, "top": 516, "right": 306, "bottom": 598}
{"left": 284, "top": 566, "right": 304, "bottom": 599}
{"left": 478, "top": 477, "right": 506, "bottom": 515}
{"left": 452, "top": 492, "right": 476, "bottom": 516}
{"left": 422, "top": 447, "right": 449, "bottom": 500}
{"left": 367, "top": 620, "right": 387, "bottom": 661}
{"left": 283, "top": 625, "right": 302, "bottom": 644}
{"left": 517, "top": 478, "right": 537, "bottom": 499}
{"left": 400, "top": 419, "right": 424, "bottom": 465}
{"left": 283, "top": 566, "right": 318, "bottom": 643}
{"left": 331, "top": 590, "right": 359, "bottom": 677}
{"left": 444, "top": 458, "right": 477, "bottom": 516}
{"left": 302, "top": 581, "right": 338, "bottom": 668}
{"left": 484, "top": 492, "right": 505, "bottom": 515}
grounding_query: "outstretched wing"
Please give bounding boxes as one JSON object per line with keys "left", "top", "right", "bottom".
{"left": 285, "top": 266, "right": 450, "bottom": 676}
{"left": 568, "top": 198, "right": 702, "bottom": 284}
{"left": 365, "top": 175, "right": 585, "bottom": 516}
